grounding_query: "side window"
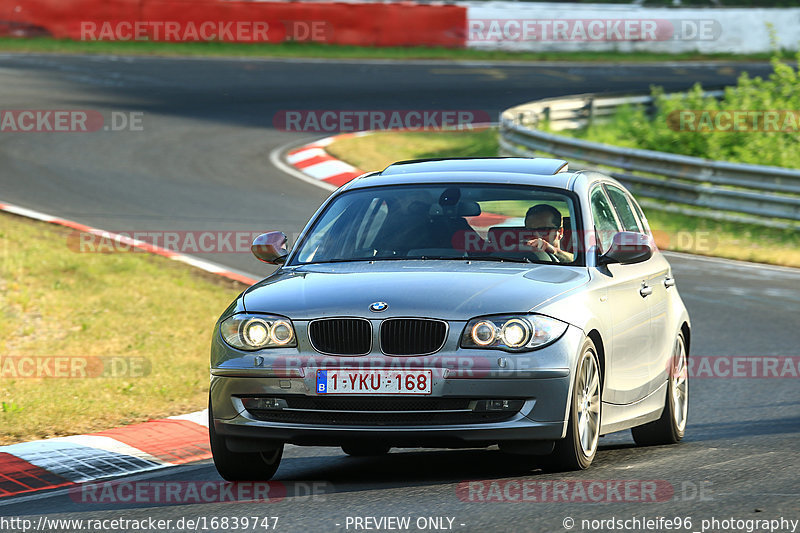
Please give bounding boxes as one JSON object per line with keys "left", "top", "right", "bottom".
{"left": 605, "top": 185, "right": 642, "bottom": 233}
{"left": 590, "top": 187, "right": 621, "bottom": 253}
{"left": 629, "top": 195, "right": 651, "bottom": 235}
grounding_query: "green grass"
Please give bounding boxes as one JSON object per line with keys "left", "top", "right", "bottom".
{"left": 0, "top": 37, "right": 792, "bottom": 63}
{"left": 326, "top": 128, "right": 499, "bottom": 172}
{"left": 644, "top": 209, "right": 800, "bottom": 266}
{"left": 0, "top": 212, "right": 245, "bottom": 444}
{"left": 326, "top": 129, "right": 800, "bottom": 268}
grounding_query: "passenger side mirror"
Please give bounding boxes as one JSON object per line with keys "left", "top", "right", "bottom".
{"left": 599, "top": 231, "right": 653, "bottom": 265}
{"left": 252, "top": 232, "right": 289, "bottom": 264}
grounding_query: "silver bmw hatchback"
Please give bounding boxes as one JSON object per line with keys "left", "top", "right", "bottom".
{"left": 209, "top": 157, "right": 690, "bottom": 480}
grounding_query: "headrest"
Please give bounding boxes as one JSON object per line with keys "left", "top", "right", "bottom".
{"left": 428, "top": 201, "right": 481, "bottom": 217}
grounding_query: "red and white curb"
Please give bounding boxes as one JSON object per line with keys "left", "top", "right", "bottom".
{"left": 0, "top": 202, "right": 261, "bottom": 499}
{"left": 285, "top": 132, "right": 371, "bottom": 188}
{"left": 0, "top": 412, "right": 211, "bottom": 499}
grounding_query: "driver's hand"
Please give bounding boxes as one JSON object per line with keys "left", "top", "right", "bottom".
{"left": 526, "top": 238, "right": 556, "bottom": 254}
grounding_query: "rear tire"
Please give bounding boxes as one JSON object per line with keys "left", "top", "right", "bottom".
{"left": 209, "top": 399, "right": 283, "bottom": 481}
{"left": 341, "top": 444, "right": 391, "bottom": 457}
{"left": 545, "top": 339, "right": 601, "bottom": 471}
{"left": 632, "top": 332, "right": 688, "bottom": 446}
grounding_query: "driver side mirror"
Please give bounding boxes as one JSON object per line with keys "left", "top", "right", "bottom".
{"left": 599, "top": 231, "right": 653, "bottom": 265}
{"left": 251, "top": 231, "right": 289, "bottom": 264}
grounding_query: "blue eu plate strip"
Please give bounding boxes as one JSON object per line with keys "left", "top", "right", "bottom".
{"left": 316, "top": 370, "right": 327, "bottom": 394}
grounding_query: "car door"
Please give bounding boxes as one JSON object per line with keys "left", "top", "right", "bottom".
{"left": 609, "top": 184, "right": 675, "bottom": 390}
{"left": 590, "top": 185, "right": 652, "bottom": 405}
{"left": 604, "top": 184, "right": 671, "bottom": 396}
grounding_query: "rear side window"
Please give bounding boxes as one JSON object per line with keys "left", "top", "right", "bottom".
{"left": 605, "top": 185, "right": 642, "bottom": 233}
{"left": 590, "top": 187, "right": 621, "bottom": 253}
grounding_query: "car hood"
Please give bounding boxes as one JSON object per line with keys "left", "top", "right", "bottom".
{"left": 243, "top": 261, "right": 589, "bottom": 321}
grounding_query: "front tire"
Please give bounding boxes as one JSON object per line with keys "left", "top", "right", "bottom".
{"left": 546, "top": 339, "right": 601, "bottom": 471}
{"left": 209, "top": 399, "right": 283, "bottom": 481}
{"left": 632, "top": 332, "right": 688, "bottom": 446}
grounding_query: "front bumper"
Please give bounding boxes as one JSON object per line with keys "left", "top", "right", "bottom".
{"left": 209, "top": 325, "right": 584, "bottom": 448}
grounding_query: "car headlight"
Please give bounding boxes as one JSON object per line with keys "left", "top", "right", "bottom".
{"left": 220, "top": 314, "right": 297, "bottom": 350}
{"left": 461, "top": 314, "right": 567, "bottom": 352}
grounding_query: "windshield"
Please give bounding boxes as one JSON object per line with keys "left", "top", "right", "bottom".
{"left": 290, "top": 184, "right": 582, "bottom": 266}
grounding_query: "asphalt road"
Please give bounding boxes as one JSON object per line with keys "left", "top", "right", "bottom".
{"left": 0, "top": 54, "right": 798, "bottom": 532}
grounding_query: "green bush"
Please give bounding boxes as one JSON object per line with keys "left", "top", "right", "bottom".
{"left": 564, "top": 50, "right": 800, "bottom": 169}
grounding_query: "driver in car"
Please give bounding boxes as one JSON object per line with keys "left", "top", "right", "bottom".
{"left": 524, "top": 204, "right": 574, "bottom": 263}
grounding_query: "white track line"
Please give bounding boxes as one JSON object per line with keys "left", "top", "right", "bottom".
{"left": 663, "top": 251, "right": 800, "bottom": 275}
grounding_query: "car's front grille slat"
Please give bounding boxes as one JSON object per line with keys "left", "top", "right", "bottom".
{"left": 308, "top": 318, "right": 371, "bottom": 356}
{"left": 381, "top": 318, "right": 447, "bottom": 356}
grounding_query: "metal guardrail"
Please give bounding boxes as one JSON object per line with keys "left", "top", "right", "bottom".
{"left": 499, "top": 92, "right": 800, "bottom": 229}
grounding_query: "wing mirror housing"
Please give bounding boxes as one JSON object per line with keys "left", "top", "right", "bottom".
{"left": 251, "top": 231, "right": 289, "bottom": 264}
{"left": 599, "top": 231, "right": 653, "bottom": 265}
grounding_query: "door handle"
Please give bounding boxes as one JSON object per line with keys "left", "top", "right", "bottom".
{"left": 639, "top": 284, "right": 653, "bottom": 298}
{"left": 664, "top": 276, "right": 676, "bottom": 288}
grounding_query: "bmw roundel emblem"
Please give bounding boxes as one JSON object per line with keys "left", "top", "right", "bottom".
{"left": 369, "top": 301, "right": 389, "bottom": 312}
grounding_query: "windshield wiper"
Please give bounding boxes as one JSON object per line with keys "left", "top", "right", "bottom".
{"left": 369, "top": 255, "right": 547, "bottom": 264}
{"left": 295, "top": 258, "right": 378, "bottom": 265}
{"left": 413, "top": 256, "right": 471, "bottom": 261}
{"left": 463, "top": 255, "right": 534, "bottom": 264}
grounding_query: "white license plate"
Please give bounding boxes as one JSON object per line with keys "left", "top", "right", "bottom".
{"left": 316, "top": 369, "right": 432, "bottom": 395}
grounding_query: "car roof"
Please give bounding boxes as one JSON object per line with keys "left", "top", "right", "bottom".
{"left": 381, "top": 157, "right": 569, "bottom": 176}
{"left": 342, "top": 157, "right": 580, "bottom": 191}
